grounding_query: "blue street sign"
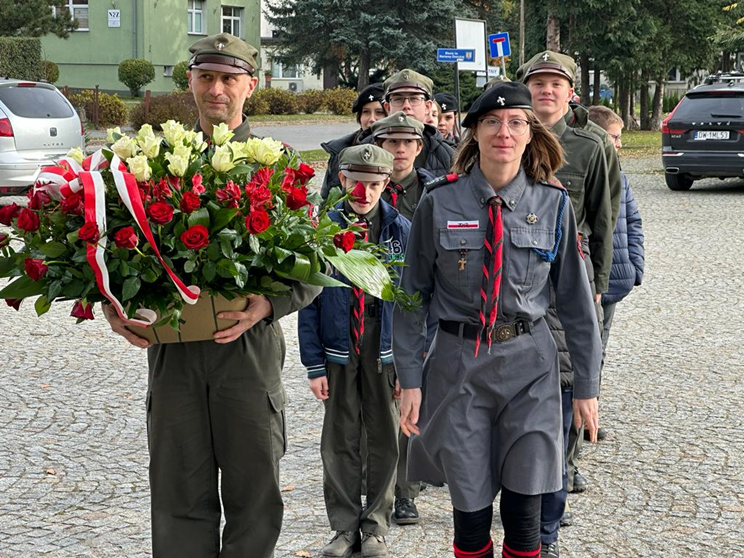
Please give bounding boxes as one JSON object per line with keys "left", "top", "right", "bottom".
{"left": 437, "top": 48, "right": 476, "bottom": 63}
{"left": 488, "top": 32, "right": 511, "bottom": 59}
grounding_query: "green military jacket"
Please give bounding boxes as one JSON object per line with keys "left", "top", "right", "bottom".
{"left": 552, "top": 116, "right": 612, "bottom": 294}
{"left": 565, "top": 104, "right": 622, "bottom": 228}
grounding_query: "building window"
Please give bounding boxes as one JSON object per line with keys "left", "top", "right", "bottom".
{"left": 273, "top": 61, "right": 300, "bottom": 79}
{"left": 56, "top": 0, "right": 89, "bottom": 31}
{"left": 164, "top": 65, "right": 174, "bottom": 77}
{"left": 222, "top": 7, "right": 243, "bottom": 38}
{"left": 188, "top": 0, "right": 205, "bottom": 35}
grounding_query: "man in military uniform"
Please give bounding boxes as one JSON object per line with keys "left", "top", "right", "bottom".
{"left": 517, "top": 51, "right": 612, "bottom": 558}
{"left": 321, "top": 83, "right": 386, "bottom": 199}
{"left": 360, "top": 69, "right": 454, "bottom": 180}
{"left": 102, "top": 33, "right": 321, "bottom": 558}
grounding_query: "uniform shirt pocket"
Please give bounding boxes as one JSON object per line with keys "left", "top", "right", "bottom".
{"left": 439, "top": 228, "right": 485, "bottom": 291}
{"left": 509, "top": 228, "right": 555, "bottom": 287}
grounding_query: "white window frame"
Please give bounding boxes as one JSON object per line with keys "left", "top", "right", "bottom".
{"left": 54, "top": 0, "right": 89, "bottom": 31}
{"left": 273, "top": 61, "right": 300, "bottom": 79}
{"left": 221, "top": 6, "right": 244, "bottom": 39}
{"left": 188, "top": 0, "right": 206, "bottom": 35}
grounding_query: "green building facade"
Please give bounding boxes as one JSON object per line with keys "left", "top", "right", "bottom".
{"left": 41, "top": 0, "right": 260, "bottom": 94}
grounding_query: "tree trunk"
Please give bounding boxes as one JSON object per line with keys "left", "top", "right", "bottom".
{"left": 357, "top": 50, "right": 371, "bottom": 91}
{"left": 323, "top": 63, "right": 339, "bottom": 90}
{"left": 546, "top": 12, "right": 560, "bottom": 50}
{"left": 650, "top": 76, "right": 665, "bottom": 131}
{"left": 592, "top": 66, "right": 601, "bottom": 105}
{"left": 639, "top": 72, "right": 650, "bottom": 130}
{"left": 629, "top": 73, "right": 636, "bottom": 129}
{"left": 722, "top": 50, "right": 731, "bottom": 73}
{"left": 619, "top": 73, "right": 631, "bottom": 129}
{"left": 579, "top": 53, "right": 590, "bottom": 106}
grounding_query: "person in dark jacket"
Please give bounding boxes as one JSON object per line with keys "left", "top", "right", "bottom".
{"left": 588, "top": 105, "right": 645, "bottom": 418}
{"left": 359, "top": 69, "right": 454, "bottom": 180}
{"left": 299, "top": 144, "right": 410, "bottom": 558}
{"left": 320, "top": 83, "right": 386, "bottom": 200}
{"left": 434, "top": 92, "right": 461, "bottom": 146}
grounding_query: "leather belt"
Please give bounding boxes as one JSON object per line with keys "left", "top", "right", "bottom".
{"left": 439, "top": 319, "right": 532, "bottom": 343}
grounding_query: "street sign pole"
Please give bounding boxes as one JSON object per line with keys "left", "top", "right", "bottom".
{"left": 453, "top": 19, "right": 461, "bottom": 120}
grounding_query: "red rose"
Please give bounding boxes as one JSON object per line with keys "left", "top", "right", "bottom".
{"left": 27, "top": 189, "right": 51, "bottom": 210}
{"left": 191, "top": 174, "right": 205, "bottom": 195}
{"left": 70, "top": 300, "right": 95, "bottom": 320}
{"left": 77, "top": 222, "right": 100, "bottom": 244}
{"left": 294, "top": 163, "right": 315, "bottom": 185}
{"left": 250, "top": 167, "right": 275, "bottom": 189}
{"left": 180, "top": 224, "right": 210, "bottom": 250}
{"left": 216, "top": 180, "right": 241, "bottom": 208}
{"left": 16, "top": 208, "right": 40, "bottom": 232}
{"left": 24, "top": 258, "right": 48, "bottom": 281}
{"left": 0, "top": 203, "right": 21, "bottom": 225}
{"left": 180, "top": 191, "right": 201, "bottom": 214}
{"left": 280, "top": 173, "right": 296, "bottom": 192}
{"left": 350, "top": 181, "right": 366, "bottom": 202}
{"left": 333, "top": 231, "right": 356, "bottom": 253}
{"left": 0, "top": 233, "right": 8, "bottom": 247}
{"left": 286, "top": 187, "right": 308, "bottom": 210}
{"left": 5, "top": 298, "right": 22, "bottom": 311}
{"left": 113, "top": 226, "right": 138, "bottom": 249}
{"left": 152, "top": 178, "right": 173, "bottom": 199}
{"left": 248, "top": 185, "right": 273, "bottom": 211}
{"left": 60, "top": 192, "right": 84, "bottom": 215}
{"left": 147, "top": 201, "right": 174, "bottom": 225}
{"left": 245, "top": 210, "right": 270, "bottom": 234}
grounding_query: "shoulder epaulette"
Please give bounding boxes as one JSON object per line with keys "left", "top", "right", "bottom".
{"left": 540, "top": 177, "right": 567, "bottom": 191}
{"left": 424, "top": 172, "right": 461, "bottom": 192}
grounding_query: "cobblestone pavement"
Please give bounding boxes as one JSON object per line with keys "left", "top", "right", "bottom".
{"left": 1, "top": 157, "right": 743, "bottom": 557}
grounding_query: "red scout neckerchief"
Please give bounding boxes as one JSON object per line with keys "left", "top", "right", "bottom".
{"left": 475, "top": 196, "right": 503, "bottom": 357}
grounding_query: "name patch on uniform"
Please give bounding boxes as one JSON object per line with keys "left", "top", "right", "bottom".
{"left": 447, "top": 220, "right": 479, "bottom": 229}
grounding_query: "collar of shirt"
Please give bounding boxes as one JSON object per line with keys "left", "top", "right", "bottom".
{"left": 394, "top": 168, "right": 419, "bottom": 192}
{"left": 469, "top": 163, "right": 528, "bottom": 212}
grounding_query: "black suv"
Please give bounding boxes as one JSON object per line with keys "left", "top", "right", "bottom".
{"left": 662, "top": 78, "right": 744, "bottom": 190}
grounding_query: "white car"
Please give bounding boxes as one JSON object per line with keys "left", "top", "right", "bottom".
{"left": 0, "top": 79, "right": 84, "bottom": 194}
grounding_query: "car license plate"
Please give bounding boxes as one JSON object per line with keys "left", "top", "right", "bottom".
{"left": 694, "top": 131, "right": 730, "bottom": 140}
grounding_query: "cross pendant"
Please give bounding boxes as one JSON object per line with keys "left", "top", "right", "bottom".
{"left": 458, "top": 257, "right": 467, "bottom": 271}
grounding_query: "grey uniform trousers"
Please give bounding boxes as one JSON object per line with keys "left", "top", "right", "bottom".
{"left": 146, "top": 322, "right": 288, "bottom": 558}
{"left": 322, "top": 314, "right": 399, "bottom": 536}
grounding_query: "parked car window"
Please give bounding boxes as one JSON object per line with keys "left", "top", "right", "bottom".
{"left": 0, "top": 87, "right": 74, "bottom": 118}
{"left": 674, "top": 95, "right": 744, "bottom": 119}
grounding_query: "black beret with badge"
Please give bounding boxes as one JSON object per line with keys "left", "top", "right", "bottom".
{"left": 370, "top": 111, "right": 425, "bottom": 140}
{"left": 338, "top": 145, "right": 394, "bottom": 182}
{"left": 189, "top": 33, "right": 259, "bottom": 75}
{"left": 383, "top": 69, "right": 434, "bottom": 99}
{"left": 352, "top": 83, "right": 385, "bottom": 113}
{"left": 462, "top": 81, "right": 533, "bottom": 128}
{"left": 434, "top": 92, "right": 458, "bottom": 113}
{"left": 516, "top": 50, "right": 576, "bottom": 86}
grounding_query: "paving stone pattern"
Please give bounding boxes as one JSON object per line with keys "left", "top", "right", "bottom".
{"left": 1, "top": 158, "right": 743, "bottom": 557}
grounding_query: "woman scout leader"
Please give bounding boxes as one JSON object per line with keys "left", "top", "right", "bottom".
{"left": 392, "top": 81, "right": 602, "bottom": 558}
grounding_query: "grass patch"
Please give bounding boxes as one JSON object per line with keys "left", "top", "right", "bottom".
{"left": 299, "top": 148, "right": 329, "bottom": 163}
{"left": 620, "top": 130, "right": 660, "bottom": 159}
{"left": 250, "top": 114, "right": 355, "bottom": 126}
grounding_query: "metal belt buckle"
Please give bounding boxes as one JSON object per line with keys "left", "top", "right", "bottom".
{"left": 493, "top": 324, "right": 514, "bottom": 342}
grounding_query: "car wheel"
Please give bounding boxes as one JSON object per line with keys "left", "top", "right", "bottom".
{"left": 665, "top": 173, "right": 694, "bottom": 191}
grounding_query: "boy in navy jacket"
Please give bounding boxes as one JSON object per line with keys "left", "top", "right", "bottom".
{"left": 298, "top": 145, "right": 410, "bottom": 558}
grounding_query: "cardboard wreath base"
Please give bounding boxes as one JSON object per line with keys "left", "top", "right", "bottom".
{"left": 125, "top": 293, "right": 248, "bottom": 344}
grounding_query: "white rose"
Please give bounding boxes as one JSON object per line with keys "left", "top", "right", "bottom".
{"left": 106, "top": 126, "right": 122, "bottom": 144}
{"left": 136, "top": 124, "right": 156, "bottom": 143}
{"left": 126, "top": 154, "right": 152, "bottom": 183}
{"left": 253, "top": 137, "right": 284, "bottom": 166}
{"left": 193, "top": 131, "right": 208, "bottom": 152}
{"left": 162, "top": 120, "right": 186, "bottom": 146}
{"left": 111, "top": 135, "right": 138, "bottom": 160}
{"left": 66, "top": 147, "right": 85, "bottom": 165}
{"left": 139, "top": 135, "right": 161, "bottom": 159}
{"left": 211, "top": 144, "right": 235, "bottom": 173}
{"left": 211, "top": 122, "right": 235, "bottom": 146}
{"left": 164, "top": 144, "right": 192, "bottom": 177}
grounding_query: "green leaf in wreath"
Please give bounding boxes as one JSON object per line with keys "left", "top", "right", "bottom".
{"left": 0, "top": 275, "right": 45, "bottom": 299}
{"left": 211, "top": 208, "right": 239, "bottom": 232}
{"left": 39, "top": 242, "right": 67, "bottom": 258}
{"left": 273, "top": 246, "right": 293, "bottom": 264}
{"left": 34, "top": 295, "right": 52, "bottom": 317}
{"left": 122, "top": 276, "right": 141, "bottom": 301}
{"left": 141, "top": 268, "right": 159, "bottom": 283}
{"left": 184, "top": 260, "right": 196, "bottom": 273}
{"left": 206, "top": 241, "right": 221, "bottom": 261}
{"left": 235, "top": 262, "right": 248, "bottom": 288}
{"left": 188, "top": 207, "right": 210, "bottom": 228}
{"left": 327, "top": 250, "right": 395, "bottom": 301}
{"left": 216, "top": 258, "right": 238, "bottom": 278}
{"left": 220, "top": 237, "right": 234, "bottom": 259}
{"left": 0, "top": 256, "right": 16, "bottom": 278}
{"left": 202, "top": 261, "right": 217, "bottom": 281}
{"left": 248, "top": 234, "right": 260, "bottom": 254}
{"left": 276, "top": 252, "right": 311, "bottom": 282}
{"left": 303, "top": 271, "right": 348, "bottom": 288}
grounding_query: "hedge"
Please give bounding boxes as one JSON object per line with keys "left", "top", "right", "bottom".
{"left": 129, "top": 91, "right": 198, "bottom": 130}
{"left": 66, "top": 90, "right": 128, "bottom": 127}
{"left": 0, "top": 37, "right": 42, "bottom": 81}
{"left": 118, "top": 58, "right": 155, "bottom": 97}
{"left": 40, "top": 60, "right": 59, "bottom": 84}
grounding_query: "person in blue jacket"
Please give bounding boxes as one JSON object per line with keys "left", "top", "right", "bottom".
{"left": 298, "top": 144, "right": 411, "bottom": 558}
{"left": 588, "top": 105, "right": 645, "bottom": 440}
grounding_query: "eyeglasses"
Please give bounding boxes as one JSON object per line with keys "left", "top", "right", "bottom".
{"left": 478, "top": 117, "right": 530, "bottom": 136}
{"left": 388, "top": 95, "right": 426, "bottom": 107}
{"left": 609, "top": 133, "right": 622, "bottom": 143}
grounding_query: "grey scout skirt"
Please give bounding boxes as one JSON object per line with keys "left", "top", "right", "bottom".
{"left": 407, "top": 317, "right": 563, "bottom": 512}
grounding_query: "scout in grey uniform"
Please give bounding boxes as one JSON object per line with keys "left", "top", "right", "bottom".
{"left": 370, "top": 111, "right": 434, "bottom": 525}
{"left": 394, "top": 82, "right": 601, "bottom": 558}
{"left": 103, "top": 33, "right": 321, "bottom": 558}
{"left": 299, "top": 145, "right": 410, "bottom": 558}
{"left": 517, "top": 51, "right": 612, "bottom": 556}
